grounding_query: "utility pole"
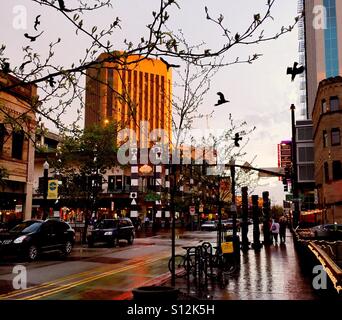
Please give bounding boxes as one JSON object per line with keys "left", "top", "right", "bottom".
{"left": 251, "top": 195, "right": 262, "bottom": 250}
{"left": 170, "top": 162, "right": 177, "bottom": 287}
{"left": 241, "top": 186, "right": 249, "bottom": 251}
{"left": 291, "top": 104, "right": 300, "bottom": 228}
{"left": 262, "top": 191, "right": 272, "bottom": 245}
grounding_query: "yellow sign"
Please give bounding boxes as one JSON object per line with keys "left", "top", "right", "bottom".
{"left": 47, "top": 180, "right": 58, "bottom": 199}
{"left": 221, "top": 241, "right": 234, "bottom": 254}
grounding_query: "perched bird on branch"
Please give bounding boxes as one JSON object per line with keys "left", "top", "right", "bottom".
{"left": 2, "top": 62, "right": 10, "bottom": 73}
{"left": 160, "top": 57, "right": 180, "bottom": 71}
{"left": 287, "top": 62, "right": 305, "bottom": 81}
{"left": 19, "top": 60, "right": 31, "bottom": 71}
{"left": 215, "top": 92, "right": 230, "bottom": 106}
{"left": 57, "top": 0, "right": 72, "bottom": 12}
{"left": 24, "top": 31, "right": 44, "bottom": 42}
{"left": 34, "top": 15, "right": 41, "bottom": 31}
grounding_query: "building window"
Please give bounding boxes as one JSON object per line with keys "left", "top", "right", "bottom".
{"left": 297, "top": 127, "right": 313, "bottom": 141}
{"left": 323, "top": 0, "right": 339, "bottom": 78}
{"left": 330, "top": 96, "right": 339, "bottom": 112}
{"left": 11, "top": 131, "right": 24, "bottom": 160}
{"left": 298, "top": 164, "right": 315, "bottom": 181}
{"left": 332, "top": 161, "right": 342, "bottom": 180}
{"left": 322, "top": 99, "right": 327, "bottom": 113}
{"left": 324, "top": 162, "right": 329, "bottom": 183}
{"left": 323, "top": 130, "right": 328, "bottom": 147}
{"left": 0, "top": 124, "right": 7, "bottom": 154}
{"left": 331, "top": 128, "right": 340, "bottom": 146}
{"left": 108, "top": 175, "right": 123, "bottom": 192}
{"left": 298, "top": 146, "right": 314, "bottom": 163}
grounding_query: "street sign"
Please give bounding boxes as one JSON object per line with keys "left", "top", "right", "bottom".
{"left": 189, "top": 206, "right": 196, "bottom": 215}
{"left": 314, "top": 189, "right": 318, "bottom": 205}
{"left": 47, "top": 180, "right": 58, "bottom": 199}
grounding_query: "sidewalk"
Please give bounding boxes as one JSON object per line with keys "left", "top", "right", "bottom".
{"left": 161, "top": 232, "right": 321, "bottom": 300}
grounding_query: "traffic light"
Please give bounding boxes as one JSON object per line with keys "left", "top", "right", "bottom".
{"left": 233, "top": 133, "right": 242, "bottom": 147}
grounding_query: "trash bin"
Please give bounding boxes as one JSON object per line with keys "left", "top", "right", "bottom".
{"left": 132, "top": 286, "right": 179, "bottom": 302}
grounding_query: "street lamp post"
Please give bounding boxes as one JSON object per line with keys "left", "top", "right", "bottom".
{"left": 290, "top": 104, "right": 300, "bottom": 228}
{"left": 43, "top": 160, "right": 49, "bottom": 220}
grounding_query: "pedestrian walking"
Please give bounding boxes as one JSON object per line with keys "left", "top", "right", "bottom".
{"left": 279, "top": 216, "right": 287, "bottom": 244}
{"left": 270, "top": 219, "right": 280, "bottom": 244}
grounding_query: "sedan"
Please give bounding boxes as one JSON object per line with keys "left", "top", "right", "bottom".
{"left": 87, "top": 218, "right": 135, "bottom": 247}
{"left": 0, "top": 219, "right": 75, "bottom": 261}
{"left": 310, "top": 224, "right": 342, "bottom": 240}
{"left": 201, "top": 221, "right": 217, "bottom": 231}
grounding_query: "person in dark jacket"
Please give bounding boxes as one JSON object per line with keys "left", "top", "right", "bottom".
{"left": 279, "top": 215, "right": 287, "bottom": 244}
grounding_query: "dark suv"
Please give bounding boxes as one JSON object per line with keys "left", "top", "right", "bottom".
{"left": 0, "top": 219, "right": 75, "bottom": 261}
{"left": 87, "top": 218, "right": 135, "bottom": 247}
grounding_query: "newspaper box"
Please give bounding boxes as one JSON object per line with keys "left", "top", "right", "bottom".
{"left": 221, "top": 241, "right": 234, "bottom": 254}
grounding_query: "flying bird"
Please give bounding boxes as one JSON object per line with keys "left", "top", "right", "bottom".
{"left": 287, "top": 62, "right": 305, "bottom": 81}
{"left": 160, "top": 57, "right": 180, "bottom": 71}
{"left": 215, "top": 92, "right": 230, "bottom": 106}
{"left": 48, "top": 76, "right": 56, "bottom": 88}
{"left": 34, "top": 15, "right": 41, "bottom": 31}
{"left": 233, "top": 133, "right": 242, "bottom": 147}
{"left": 24, "top": 31, "right": 44, "bottom": 42}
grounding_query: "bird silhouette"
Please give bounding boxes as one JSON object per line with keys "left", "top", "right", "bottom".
{"left": 24, "top": 31, "right": 44, "bottom": 42}
{"left": 233, "top": 133, "right": 242, "bottom": 147}
{"left": 34, "top": 15, "right": 41, "bottom": 31}
{"left": 58, "top": 0, "right": 72, "bottom": 12}
{"left": 19, "top": 60, "right": 31, "bottom": 71}
{"left": 287, "top": 62, "right": 305, "bottom": 81}
{"left": 215, "top": 92, "right": 230, "bottom": 106}
{"left": 48, "top": 76, "right": 56, "bottom": 88}
{"left": 2, "top": 62, "right": 10, "bottom": 73}
{"left": 160, "top": 57, "right": 180, "bottom": 71}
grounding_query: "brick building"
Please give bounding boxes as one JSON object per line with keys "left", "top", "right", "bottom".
{"left": 0, "top": 72, "right": 36, "bottom": 222}
{"left": 312, "top": 76, "right": 342, "bottom": 223}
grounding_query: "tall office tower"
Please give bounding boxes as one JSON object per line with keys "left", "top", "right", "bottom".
{"left": 303, "top": 0, "right": 342, "bottom": 118}
{"left": 298, "top": 0, "right": 307, "bottom": 118}
{"left": 85, "top": 52, "right": 172, "bottom": 146}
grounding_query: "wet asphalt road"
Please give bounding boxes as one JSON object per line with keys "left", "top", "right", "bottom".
{"left": 0, "top": 229, "right": 208, "bottom": 300}
{"left": 0, "top": 227, "right": 338, "bottom": 300}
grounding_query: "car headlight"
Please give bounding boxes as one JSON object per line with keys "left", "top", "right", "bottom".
{"left": 104, "top": 231, "right": 113, "bottom": 236}
{"left": 14, "top": 235, "right": 27, "bottom": 244}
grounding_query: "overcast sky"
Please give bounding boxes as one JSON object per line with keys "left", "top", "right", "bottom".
{"left": 1, "top": 0, "right": 301, "bottom": 205}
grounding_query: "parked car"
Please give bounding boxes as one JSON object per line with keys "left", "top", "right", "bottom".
{"left": 0, "top": 222, "right": 8, "bottom": 232}
{"left": 87, "top": 218, "right": 135, "bottom": 247}
{"left": 0, "top": 219, "right": 75, "bottom": 261}
{"left": 310, "top": 224, "right": 342, "bottom": 240}
{"left": 222, "top": 219, "right": 240, "bottom": 231}
{"left": 201, "top": 220, "right": 217, "bottom": 231}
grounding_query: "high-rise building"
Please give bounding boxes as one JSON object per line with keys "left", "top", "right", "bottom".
{"left": 302, "top": 0, "right": 342, "bottom": 118}
{"left": 85, "top": 52, "right": 172, "bottom": 146}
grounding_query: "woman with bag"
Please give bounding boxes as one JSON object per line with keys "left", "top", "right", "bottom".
{"left": 270, "top": 219, "right": 280, "bottom": 244}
